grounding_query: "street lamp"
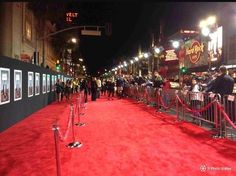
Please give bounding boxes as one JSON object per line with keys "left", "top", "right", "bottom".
{"left": 207, "top": 16, "right": 216, "bottom": 26}
{"left": 71, "top": 38, "right": 77, "bottom": 43}
{"left": 144, "top": 53, "right": 149, "bottom": 58}
{"left": 172, "top": 41, "right": 180, "bottom": 49}
{"left": 154, "top": 47, "right": 161, "bottom": 54}
{"left": 139, "top": 54, "right": 143, "bottom": 59}
{"left": 199, "top": 15, "right": 217, "bottom": 71}
{"left": 201, "top": 27, "right": 210, "bottom": 36}
{"left": 199, "top": 15, "right": 217, "bottom": 36}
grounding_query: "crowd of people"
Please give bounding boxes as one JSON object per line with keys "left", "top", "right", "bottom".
{"left": 54, "top": 65, "right": 235, "bottom": 105}
{"left": 55, "top": 78, "right": 79, "bottom": 103}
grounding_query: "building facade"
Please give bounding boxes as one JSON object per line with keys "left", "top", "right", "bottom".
{"left": 0, "top": 2, "right": 58, "bottom": 70}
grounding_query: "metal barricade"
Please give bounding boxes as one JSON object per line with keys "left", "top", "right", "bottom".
{"left": 122, "top": 83, "right": 236, "bottom": 141}
{"left": 176, "top": 91, "right": 219, "bottom": 126}
{"left": 146, "top": 86, "right": 156, "bottom": 106}
{"left": 222, "top": 95, "right": 236, "bottom": 140}
{"left": 157, "top": 88, "right": 177, "bottom": 111}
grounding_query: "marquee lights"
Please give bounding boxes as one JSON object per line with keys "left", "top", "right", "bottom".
{"left": 66, "top": 12, "right": 78, "bottom": 23}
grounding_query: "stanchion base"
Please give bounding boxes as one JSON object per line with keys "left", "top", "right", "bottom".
{"left": 75, "top": 122, "right": 86, "bottom": 127}
{"left": 67, "top": 141, "right": 82, "bottom": 148}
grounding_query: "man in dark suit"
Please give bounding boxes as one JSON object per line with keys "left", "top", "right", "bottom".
{"left": 207, "top": 66, "right": 234, "bottom": 96}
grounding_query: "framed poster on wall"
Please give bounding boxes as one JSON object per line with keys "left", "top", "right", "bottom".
{"left": 47, "top": 74, "right": 50, "bottom": 93}
{"left": 0, "top": 68, "right": 10, "bottom": 105}
{"left": 51, "top": 75, "right": 55, "bottom": 91}
{"left": 28, "top": 72, "right": 34, "bottom": 97}
{"left": 14, "top": 70, "right": 22, "bottom": 101}
{"left": 42, "top": 74, "right": 46, "bottom": 94}
{"left": 35, "top": 73, "right": 40, "bottom": 96}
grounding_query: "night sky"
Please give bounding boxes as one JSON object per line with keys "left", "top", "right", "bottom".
{"left": 64, "top": 2, "right": 223, "bottom": 76}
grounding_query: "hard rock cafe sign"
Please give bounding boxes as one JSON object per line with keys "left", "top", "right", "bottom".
{"left": 185, "top": 40, "right": 204, "bottom": 64}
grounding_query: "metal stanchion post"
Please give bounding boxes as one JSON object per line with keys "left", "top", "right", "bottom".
{"left": 52, "top": 124, "right": 62, "bottom": 176}
{"left": 75, "top": 97, "right": 85, "bottom": 127}
{"left": 67, "top": 104, "right": 83, "bottom": 148}
{"left": 213, "top": 100, "right": 220, "bottom": 138}
{"left": 176, "top": 97, "right": 179, "bottom": 121}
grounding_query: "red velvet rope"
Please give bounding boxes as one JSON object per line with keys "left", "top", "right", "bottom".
{"left": 158, "top": 94, "right": 176, "bottom": 110}
{"left": 217, "top": 102, "right": 236, "bottom": 129}
{"left": 175, "top": 95, "right": 216, "bottom": 113}
{"left": 57, "top": 106, "right": 73, "bottom": 142}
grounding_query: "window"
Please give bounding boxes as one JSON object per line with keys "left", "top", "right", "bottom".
{"left": 25, "top": 19, "right": 32, "bottom": 41}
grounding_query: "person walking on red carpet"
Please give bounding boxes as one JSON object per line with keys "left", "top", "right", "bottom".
{"left": 91, "top": 77, "right": 98, "bottom": 101}
{"left": 107, "top": 79, "right": 115, "bottom": 100}
{"left": 55, "top": 79, "right": 63, "bottom": 102}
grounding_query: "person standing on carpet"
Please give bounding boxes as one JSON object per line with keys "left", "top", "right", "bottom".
{"left": 55, "top": 79, "right": 63, "bottom": 102}
{"left": 91, "top": 77, "right": 98, "bottom": 101}
{"left": 65, "top": 79, "right": 71, "bottom": 102}
{"left": 96, "top": 77, "right": 102, "bottom": 98}
{"left": 81, "top": 79, "right": 89, "bottom": 103}
{"left": 107, "top": 79, "right": 115, "bottom": 100}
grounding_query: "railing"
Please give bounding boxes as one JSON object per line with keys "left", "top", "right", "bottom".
{"left": 124, "top": 84, "right": 236, "bottom": 141}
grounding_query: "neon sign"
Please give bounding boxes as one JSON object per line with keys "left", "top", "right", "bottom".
{"left": 186, "top": 40, "right": 204, "bottom": 64}
{"left": 66, "top": 12, "right": 78, "bottom": 23}
{"left": 165, "top": 49, "right": 178, "bottom": 61}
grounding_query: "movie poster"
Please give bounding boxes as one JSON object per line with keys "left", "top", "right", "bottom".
{"left": 0, "top": 68, "right": 10, "bottom": 105}
{"left": 42, "top": 74, "right": 46, "bottom": 94}
{"left": 28, "top": 72, "right": 34, "bottom": 97}
{"left": 35, "top": 73, "right": 40, "bottom": 96}
{"left": 47, "top": 74, "right": 50, "bottom": 93}
{"left": 55, "top": 75, "right": 57, "bottom": 84}
{"left": 51, "top": 75, "right": 54, "bottom": 91}
{"left": 14, "top": 70, "right": 22, "bottom": 101}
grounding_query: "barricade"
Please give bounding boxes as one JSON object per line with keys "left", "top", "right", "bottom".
{"left": 146, "top": 86, "right": 157, "bottom": 106}
{"left": 137, "top": 85, "right": 146, "bottom": 102}
{"left": 156, "top": 89, "right": 177, "bottom": 111}
{"left": 52, "top": 104, "right": 83, "bottom": 175}
{"left": 221, "top": 95, "right": 236, "bottom": 139}
{"left": 175, "top": 91, "right": 219, "bottom": 126}
{"left": 124, "top": 83, "right": 236, "bottom": 141}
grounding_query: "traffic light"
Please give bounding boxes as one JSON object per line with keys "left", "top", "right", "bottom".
{"left": 180, "top": 66, "right": 187, "bottom": 74}
{"left": 56, "top": 63, "right": 61, "bottom": 71}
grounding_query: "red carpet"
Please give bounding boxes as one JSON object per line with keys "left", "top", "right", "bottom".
{"left": 0, "top": 94, "right": 236, "bottom": 176}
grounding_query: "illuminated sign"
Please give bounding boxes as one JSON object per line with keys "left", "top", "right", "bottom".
{"left": 66, "top": 12, "right": 78, "bottom": 23}
{"left": 185, "top": 40, "right": 204, "bottom": 64}
{"left": 165, "top": 49, "right": 178, "bottom": 61}
{"left": 181, "top": 30, "right": 199, "bottom": 34}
